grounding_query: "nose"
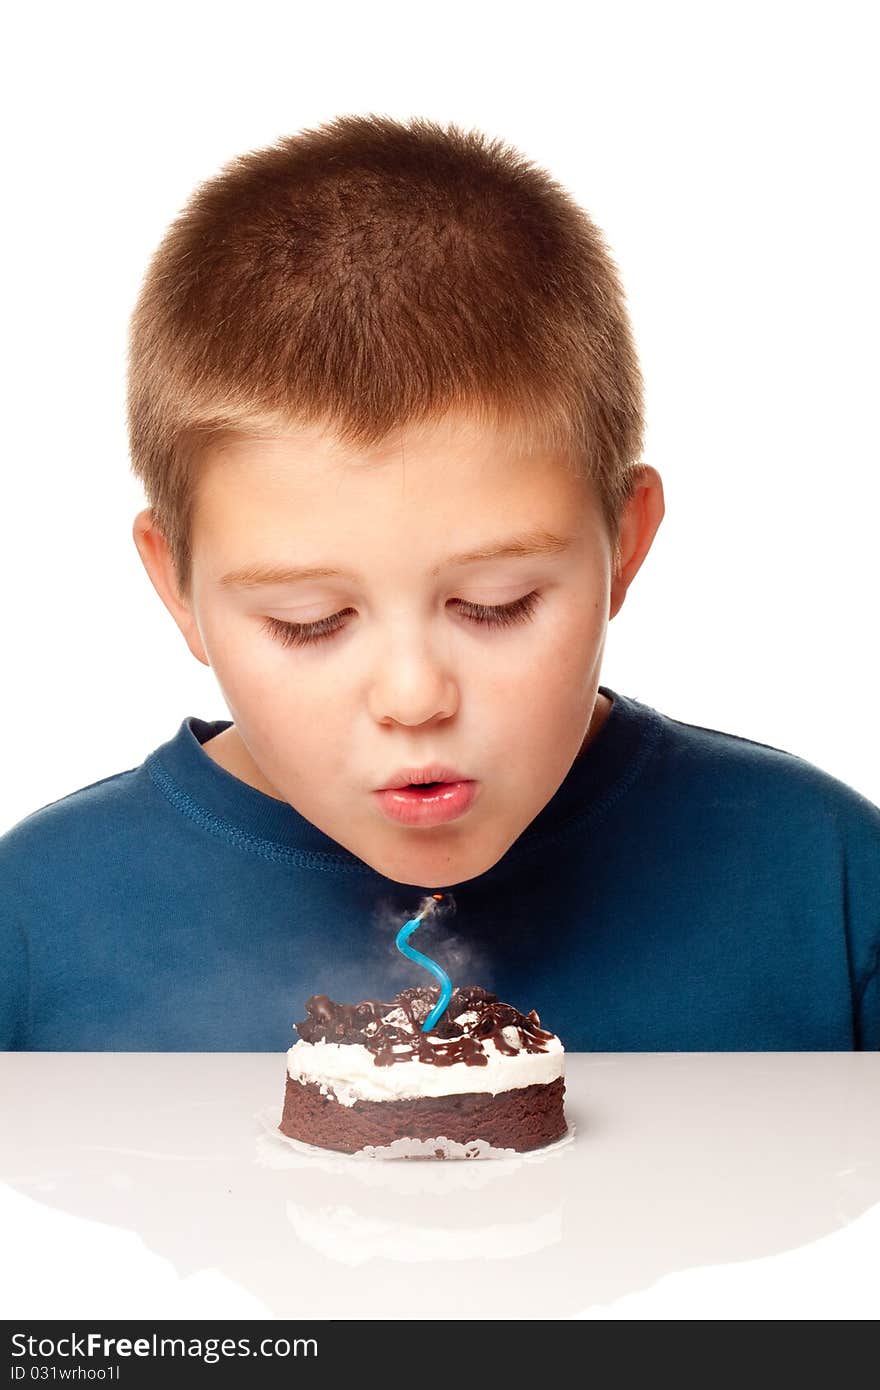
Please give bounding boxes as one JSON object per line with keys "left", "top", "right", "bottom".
{"left": 367, "top": 631, "right": 459, "bottom": 728}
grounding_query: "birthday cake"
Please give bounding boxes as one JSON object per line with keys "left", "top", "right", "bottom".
{"left": 279, "top": 985, "right": 567, "bottom": 1156}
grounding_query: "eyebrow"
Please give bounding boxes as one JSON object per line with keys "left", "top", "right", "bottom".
{"left": 219, "top": 528, "right": 574, "bottom": 588}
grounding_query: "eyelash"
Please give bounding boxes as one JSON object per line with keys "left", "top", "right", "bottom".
{"left": 260, "top": 591, "right": 542, "bottom": 649}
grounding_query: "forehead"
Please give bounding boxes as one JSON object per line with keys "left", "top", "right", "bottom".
{"left": 191, "top": 411, "right": 602, "bottom": 557}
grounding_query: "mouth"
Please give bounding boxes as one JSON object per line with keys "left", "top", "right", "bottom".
{"left": 372, "top": 778, "right": 480, "bottom": 827}
{"left": 377, "top": 764, "right": 471, "bottom": 790}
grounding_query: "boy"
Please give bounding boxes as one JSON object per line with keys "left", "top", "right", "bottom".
{"left": 1, "top": 114, "right": 878, "bottom": 1051}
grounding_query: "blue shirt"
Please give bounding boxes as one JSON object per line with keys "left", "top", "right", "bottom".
{"left": 1, "top": 686, "right": 878, "bottom": 1051}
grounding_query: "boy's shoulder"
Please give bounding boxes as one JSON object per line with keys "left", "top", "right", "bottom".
{"left": 2, "top": 763, "right": 141, "bottom": 845}
{"left": 647, "top": 696, "right": 880, "bottom": 843}
{"left": 0, "top": 751, "right": 155, "bottom": 906}
{"left": 0, "top": 714, "right": 232, "bottom": 917}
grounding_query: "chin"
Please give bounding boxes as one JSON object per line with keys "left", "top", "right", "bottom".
{"left": 363, "top": 836, "right": 508, "bottom": 890}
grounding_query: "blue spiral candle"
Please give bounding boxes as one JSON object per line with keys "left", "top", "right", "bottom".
{"left": 395, "top": 894, "right": 453, "bottom": 1032}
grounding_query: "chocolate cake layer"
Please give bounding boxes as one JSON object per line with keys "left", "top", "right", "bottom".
{"left": 280, "top": 1074, "right": 567, "bottom": 1154}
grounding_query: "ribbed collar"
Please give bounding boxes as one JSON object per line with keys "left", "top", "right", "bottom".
{"left": 145, "top": 684, "right": 663, "bottom": 883}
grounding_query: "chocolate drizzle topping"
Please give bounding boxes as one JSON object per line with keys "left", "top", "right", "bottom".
{"left": 295, "top": 985, "right": 557, "bottom": 1068}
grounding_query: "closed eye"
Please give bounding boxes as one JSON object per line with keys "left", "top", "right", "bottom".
{"left": 261, "top": 591, "right": 542, "bottom": 649}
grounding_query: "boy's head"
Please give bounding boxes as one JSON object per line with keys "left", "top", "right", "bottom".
{"left": 129, "top": 114, "right": 664, "bottom": 888}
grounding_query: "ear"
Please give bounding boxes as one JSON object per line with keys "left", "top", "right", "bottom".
{"left": 131, "top": 509, "right": 211, "bottom": 667}
{"left": 609, "top": 466, "right": 665, "bottom": 620}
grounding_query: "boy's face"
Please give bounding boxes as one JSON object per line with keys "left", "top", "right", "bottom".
{"left": 135, "top": 412, "right": 662, "bottom": 887}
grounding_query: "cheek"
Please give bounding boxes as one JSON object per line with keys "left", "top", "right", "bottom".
{"left": 502, "top": 592, "right": 604, "bottom": 680}
{"left": 199, "top": 615, "right": 326, "bottom": 721}
{"left": 555, "top": 582, "right": 607, "bottom": 656}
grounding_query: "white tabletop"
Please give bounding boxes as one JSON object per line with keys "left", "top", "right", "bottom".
{"left": 2, "top": 1052, "right": 879, "bottom": 1320}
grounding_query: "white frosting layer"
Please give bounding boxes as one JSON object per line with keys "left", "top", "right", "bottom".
{"left": 286, "top": 1034, "right": 564, "bottom": 1107}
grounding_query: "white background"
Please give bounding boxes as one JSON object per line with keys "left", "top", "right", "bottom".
{"left": 2, "top": 0, "right": 878, "bottom": 832}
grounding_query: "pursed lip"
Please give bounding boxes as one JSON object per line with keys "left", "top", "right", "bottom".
{"left": 372, "top": 777, "right": 480, "bottom": 826}
{"left": 376, "top": 764, "right": 473, "bottom": 791}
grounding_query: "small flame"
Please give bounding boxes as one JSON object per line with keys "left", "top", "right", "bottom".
{"left": 416, "top": 892, "right": 445, "bottom": 923}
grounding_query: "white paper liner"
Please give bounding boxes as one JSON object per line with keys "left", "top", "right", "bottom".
{"left": 254, "top": 1104, "right": 575, "bottom": 1167}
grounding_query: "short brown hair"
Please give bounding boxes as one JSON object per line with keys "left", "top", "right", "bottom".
{"left": 127, "top": 113, "right": 645, "bottom": 598}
